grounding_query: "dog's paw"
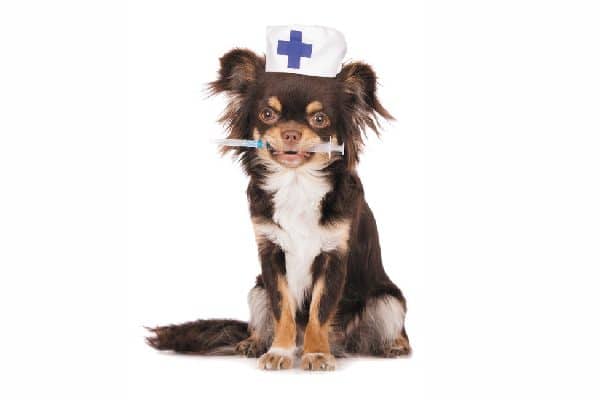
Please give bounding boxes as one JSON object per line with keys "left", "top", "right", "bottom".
{"left": 257, "top": 348, "right": 294, "bottom": 370}
{"left": 235, "top": 337, "right": 262, "bottom": 358}
{"left": 301, "top": 352, "right": 336, "bottom": 371}
{"left": 385, "top": 345, "right": 412, "bottom": 357}
{"left": 384, "top": 335, "right": 412, "bottom": 358}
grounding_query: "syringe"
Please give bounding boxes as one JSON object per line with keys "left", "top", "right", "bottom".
{"left": 214, "top": 138, "right": 266, "bottom": 149}
{"left": 215, "top": 136, "right": 344, "bottom": 158}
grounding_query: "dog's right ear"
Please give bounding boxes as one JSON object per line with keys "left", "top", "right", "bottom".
{"left": 209, "top": 49, "right": 264, "bottom": 151}
{"left": 209, "top": 49, "right": 264, "bottom": 96}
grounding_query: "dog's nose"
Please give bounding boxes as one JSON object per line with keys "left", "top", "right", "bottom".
{"left": 281, "top": 130, "right": 302, "bottom": 143}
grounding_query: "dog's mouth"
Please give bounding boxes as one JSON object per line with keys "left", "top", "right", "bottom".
{"left": 266, "top": 142, "right": 313, "bottom": 167}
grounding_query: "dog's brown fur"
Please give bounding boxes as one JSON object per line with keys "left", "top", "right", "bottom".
{"left": 146, "top": 48, "right": 411, "bottom": 370}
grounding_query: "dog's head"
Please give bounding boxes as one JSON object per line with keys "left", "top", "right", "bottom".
{"left": 210, "top": 49, "right": 392, "bottom": 171}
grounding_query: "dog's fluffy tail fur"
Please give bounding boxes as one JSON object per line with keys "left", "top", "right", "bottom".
{"left": 145, "top": 319, "right": 249, "bottom": 355}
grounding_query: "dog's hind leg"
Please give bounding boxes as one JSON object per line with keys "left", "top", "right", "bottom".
{"left": 235, "top": 279, "right": 273, "bottom": 357}
{"left": 344, "top": 294, "right": 411, "bottom": 357}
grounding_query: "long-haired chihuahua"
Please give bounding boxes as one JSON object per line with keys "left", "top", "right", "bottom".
{"left": 147, "top": 26, "right": 411, "bottom": 371}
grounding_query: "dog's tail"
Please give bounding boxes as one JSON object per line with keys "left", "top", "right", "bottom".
{"left": 145, "top": 319, "right": 249, "bottom": 355}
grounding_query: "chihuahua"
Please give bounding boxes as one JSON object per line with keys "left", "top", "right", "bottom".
{"left": 147, "top": 27, "right": 411, "bottom": 371}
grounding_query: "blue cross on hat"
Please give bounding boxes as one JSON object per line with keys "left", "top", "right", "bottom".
{"left": 266, "top": 25, "right": 347, "bottom": 78}
{"left": 277, "top": 30, "right": 313, "bottom": 69}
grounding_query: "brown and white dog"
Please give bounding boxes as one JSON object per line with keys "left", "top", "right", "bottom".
{"left": 146, "top": 45, "right": 411, "bottom": 371}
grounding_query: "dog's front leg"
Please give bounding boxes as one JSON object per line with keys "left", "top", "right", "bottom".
{"left": 301, "top": 251, "right": 346, "bottom": 371}
{"left": 257, "top": 241, "right": 296, "bottom": 370}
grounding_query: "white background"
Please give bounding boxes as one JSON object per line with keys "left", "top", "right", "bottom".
{"left": 1, "top": 1, "right": 599, "bottom": 399}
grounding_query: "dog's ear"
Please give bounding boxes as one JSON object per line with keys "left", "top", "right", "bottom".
{"left": 209, "top": 48, "right": 264, "bottom": 96}
{"left": 337, "top": 62, "right": 392, "bottom": 168}
{"left": 209, "top": 49, "right": 264, "bottom": 152}
{"left": 338, "top": 61, "right": 393, "bottom": 131}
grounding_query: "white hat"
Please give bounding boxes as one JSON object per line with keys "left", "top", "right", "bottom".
{"left": 265, "top": 25, "right": 347, "bottom": 78}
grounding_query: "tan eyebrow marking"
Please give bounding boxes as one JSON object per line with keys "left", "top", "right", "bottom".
{"left": 267, "top": 96, "right": 282, "bottom": 112}
{"left": 305, "top": 101, "right": 323, "bottom": 114}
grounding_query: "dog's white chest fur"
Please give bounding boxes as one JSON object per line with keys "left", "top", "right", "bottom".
{"left": 260, "top": 168, "right": 332, "bottom": 308}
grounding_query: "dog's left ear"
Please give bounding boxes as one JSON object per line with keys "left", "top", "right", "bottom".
{"left": 337, "top": 62, "right": 392, "bottom": 168}
{"left": 337, "top": 62, "right": 393, "bottom": 134}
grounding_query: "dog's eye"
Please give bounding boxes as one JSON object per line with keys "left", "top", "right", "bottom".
{"left": 310, "top": 112, "right": 330, "bottom": 129}
{"left": 259, "top": 107, "right": 279, "bottom": 124}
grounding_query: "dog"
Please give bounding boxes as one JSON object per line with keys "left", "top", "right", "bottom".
{"left": 146, "top": 26, "right": 411, "bottom": 371}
